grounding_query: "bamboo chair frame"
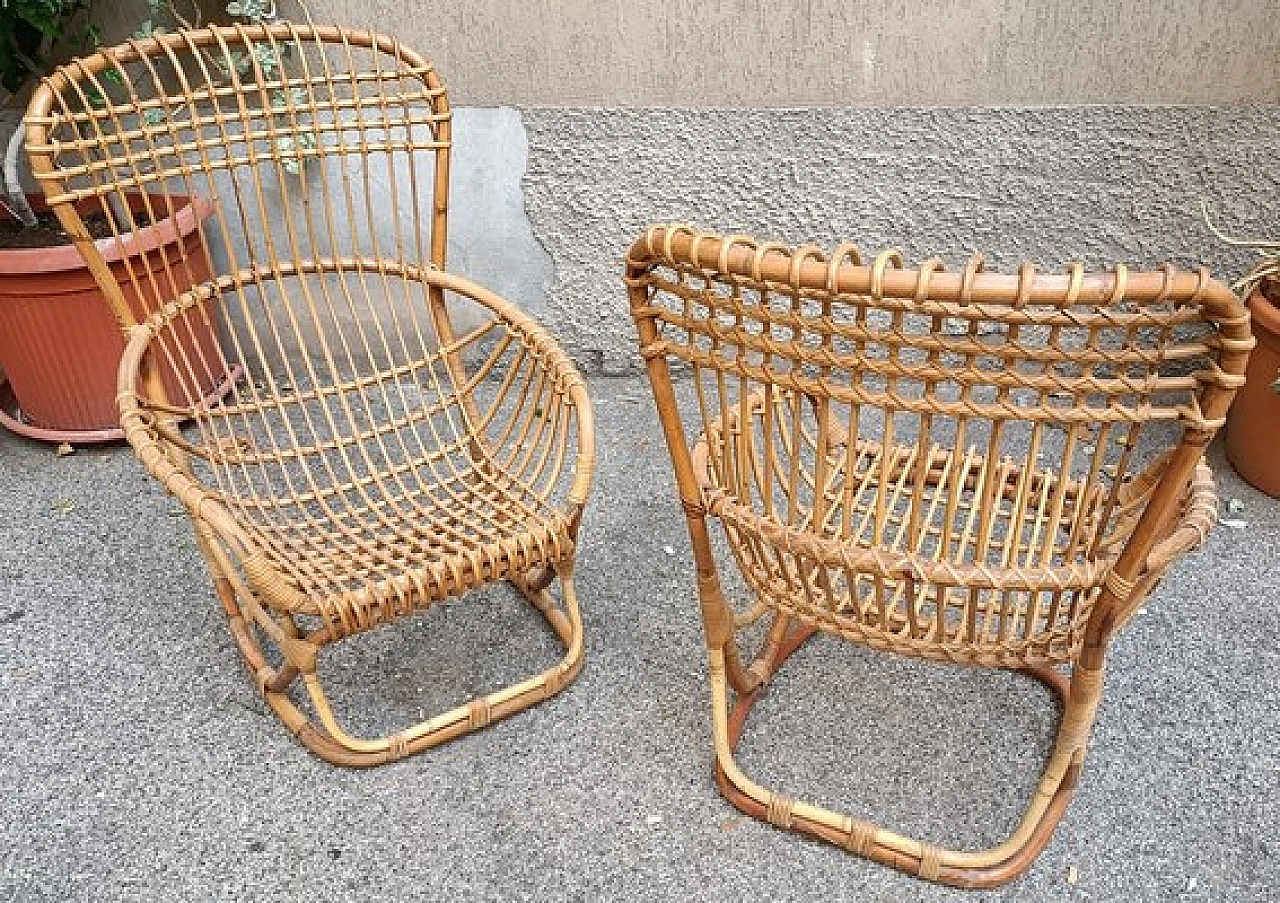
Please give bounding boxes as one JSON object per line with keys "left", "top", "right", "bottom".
{"left": 24, "top": 25, "right": 595, "bottom": 767}
{"left": 626, "top": 224, "right": 1252, "bottom": 887}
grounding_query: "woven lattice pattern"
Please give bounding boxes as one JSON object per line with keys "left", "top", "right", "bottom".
{"left": 25, "top": 25, "right": 593, "bottom": 765}
{"left": 629, "top": 225, "right": 1249, "bottom": 667}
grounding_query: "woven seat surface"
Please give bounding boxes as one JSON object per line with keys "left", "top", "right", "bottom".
{"left": 242, "top": 452, "right": 572, "bottom": 611}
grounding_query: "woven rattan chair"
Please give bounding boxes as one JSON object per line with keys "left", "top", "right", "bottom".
{"left": 23, "top": 25, "right": 594, "bottom": 766}
{"left": 625, "top": 225, "right": 1252, "bottom": 886}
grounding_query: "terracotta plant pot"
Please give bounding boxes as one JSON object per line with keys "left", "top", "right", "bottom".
{"left": 0, "top": 193, "right": 232, "bottom": 443}
{"left": 1225, "top": 287, "right": 1280, "bottom": 498}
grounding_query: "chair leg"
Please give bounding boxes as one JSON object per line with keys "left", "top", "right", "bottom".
{"left": 706, "top": 631, "right": 1105, "bottom": 888}
{"left": 214, "top": 557, "right": 585, "bottom": 768}
{"left": 509, "top": 567, "right": 577, "bottom": 645}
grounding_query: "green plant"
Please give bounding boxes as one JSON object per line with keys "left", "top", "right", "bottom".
{"left": 1, "top": 1, "right": 98, "bottom": 225}
{"left": 2, "top": 0, "right": 305, "bottom": 229}
{"left": 0, "top": 1, "right": 98, "bottom": 95}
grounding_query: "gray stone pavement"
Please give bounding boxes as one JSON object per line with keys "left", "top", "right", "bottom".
{"left": 0, "top": 376, "right": 1276, "bottom": 901}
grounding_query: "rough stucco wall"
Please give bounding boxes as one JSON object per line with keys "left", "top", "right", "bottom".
{"left": 521, "top": 106, "right": 1280, "bottom": 373}
{"left": 65, "top": 4, "right": 1280, "bottom": 378}
{"left": 307, "top": 0, "right": 1278, "bottom": 106}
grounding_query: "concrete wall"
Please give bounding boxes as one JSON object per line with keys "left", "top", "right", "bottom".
{"left": 292, "top": 2, "right": 1278, "bottom": 372}
{"left": 309, "top": 0, "right": 1279, "bottom": 106}
{"left": 519, "top": 106, "right": 1280, "bottom": 373}
{"left": 59, "top": 2, "right": 1280, "bottom": 376}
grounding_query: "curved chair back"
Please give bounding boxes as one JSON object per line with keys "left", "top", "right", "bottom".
{"left": 26, "top": 23, "right": 451, "bottom": 322}
{"left": 23, "top": 26, "right": 585, "bottom": 550}
{"left": 628, "top": 225, "right": 1252, "bottom": 662}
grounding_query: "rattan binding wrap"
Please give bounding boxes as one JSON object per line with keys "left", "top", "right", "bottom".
{"left": 24, "top": 24, "right": 595, "bottom": 766}
{"left": 626, "top": 224, "right": 1251, "bottom": 886}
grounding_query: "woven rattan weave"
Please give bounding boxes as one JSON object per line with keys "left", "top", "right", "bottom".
{"left": 24, "top": 25, "right": 595, "bottom": 766}
{"left": 626, "top": 224, "right": 1252, "bottom": 886}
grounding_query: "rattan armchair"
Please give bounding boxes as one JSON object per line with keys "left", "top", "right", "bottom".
{"left": 24, "top": 25, "right": 594, "bottom": 767}
{"left": 626, "top": 225, "right": 1252, "bottom": 886}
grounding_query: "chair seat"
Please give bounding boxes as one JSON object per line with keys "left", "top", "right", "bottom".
{"left": 238, "top": 456, "right": 574, "bottom": 631}
{"left": 694, "top": 419, "right": 1114, "bottom": 667}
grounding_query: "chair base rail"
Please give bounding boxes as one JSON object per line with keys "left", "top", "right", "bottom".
{"left": 706, "top": 619, "right": 1099, "bottom": 889}
{"left": 215, "top": 562, "right": 584, "bottom": 768}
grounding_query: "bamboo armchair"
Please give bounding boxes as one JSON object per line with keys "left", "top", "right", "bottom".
{"left": 24, "top": 25, "right": 594, "bottom": 767}
{"left": 626, "top": 225, "right": 1252, "bottom": 887}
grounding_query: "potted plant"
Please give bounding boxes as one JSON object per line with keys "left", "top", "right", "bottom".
{"left": 1217, "top": 233, "right": 1280, "bottom": 497}
{"left": 1206, "top": 201, "right": 1278, "bottom": 495}
{"left": 0, "top": 1, "right": 280, "bottom": 443}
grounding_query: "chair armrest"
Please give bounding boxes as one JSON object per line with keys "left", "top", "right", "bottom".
{"left": 116, "top": 324, "right": 253, "bottom": 553}
{"left": 1108, "top": 459, "right": 1217, "bottom": 631}
{"left": 430, "top": 268, "right": 596, "bottom": 513}
{"left": 1144, "top": 459, "right": 1217, "bottom": 575}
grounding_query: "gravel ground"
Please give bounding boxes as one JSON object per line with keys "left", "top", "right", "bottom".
{"left": 1, "top": 376, "right": 1276, "bottom": 901}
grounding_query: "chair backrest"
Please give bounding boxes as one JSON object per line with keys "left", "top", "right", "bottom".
{"left": 627, "top": 225, "right": 1252, "bottom": 595}
{"left": 25, "top": 23, "right": 459, "bottom": 401}
{"left": 26, "top": 23, "right": 452, "bottom": 328}
{"left": 24, "top": 26, "right": 570, "bottom": 536}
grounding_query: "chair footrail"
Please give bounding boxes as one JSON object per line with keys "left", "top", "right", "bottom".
{"left": 707, "top": 627, "right": 1099, "bottom": 889}
{"left": 221, "top": 564, "right": 585, "bottom": 768}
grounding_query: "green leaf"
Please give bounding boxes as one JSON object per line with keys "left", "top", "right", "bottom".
{"left": 254, "top": 45, "right": 280, "bottom": 75}
{"left": 228, "top": 0, "right": 275, "bottom": 22}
